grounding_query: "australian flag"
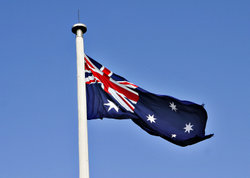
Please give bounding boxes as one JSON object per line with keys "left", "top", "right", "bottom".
{"left": 85, "top": 55, "right": 213, "bottom": 146}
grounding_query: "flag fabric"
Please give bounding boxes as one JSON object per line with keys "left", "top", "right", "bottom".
{"left": 85, "top": 55, "right": 213, "bottom": 146}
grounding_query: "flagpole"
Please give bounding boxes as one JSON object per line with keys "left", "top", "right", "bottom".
{"left": 72, "top": 23, "right": 89, "bottom": 178}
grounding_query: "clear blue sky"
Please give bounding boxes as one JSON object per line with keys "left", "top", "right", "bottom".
{"left": 0, "top": 0, "right": 250, "bottom": 177}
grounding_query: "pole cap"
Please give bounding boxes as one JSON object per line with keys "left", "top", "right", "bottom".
{"left": 72, "top": 23, "right": 87, "bottom": 34}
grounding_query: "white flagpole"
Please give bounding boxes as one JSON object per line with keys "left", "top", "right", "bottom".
{"left": 72, "top": 23, "right": 89, "bottom": 178}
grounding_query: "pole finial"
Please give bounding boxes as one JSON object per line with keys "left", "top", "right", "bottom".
{"left": 72, "top": 23, "right": 87, "bottom": 35}
{"left": 72, "top": 9, "right": 87, "bottom": 35}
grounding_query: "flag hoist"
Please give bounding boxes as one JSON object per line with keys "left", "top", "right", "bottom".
{"left": 72, "top": 23, "right": 89, "bottom": 178}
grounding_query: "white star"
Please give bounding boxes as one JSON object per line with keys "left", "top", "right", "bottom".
{"left": 104, "top": 100, "right": 119, "bottom": 112}
{"left": 184, "top": 123, "right": 194, "bottom": 133}
{"left": 169, "top": 102, "right": 178, "bottom": 112}
{"left": 171, "top": 134, "right": 177, "bottom": 138}
{"left": 146, "top": 114, "right": 157, "bottom": 123}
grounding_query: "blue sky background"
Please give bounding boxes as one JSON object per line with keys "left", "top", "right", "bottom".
{"left": 0, "top": 0, "right": 250, "bottom": 177}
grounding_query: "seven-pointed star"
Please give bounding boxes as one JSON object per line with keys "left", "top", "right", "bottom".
{"left": 146, "top": 114, "right": 157, "bottom": 123}
{"left": 171, "top": 134, "right": 177, "bottom": 138}
{"left": 169, "top": 102, "right": 178, "bottom": 112}
{"left": 184, "top": 123, "right": 194, "bottom": 133}
{"left": 104, "top": 100, "right": 119, "bottom": 112}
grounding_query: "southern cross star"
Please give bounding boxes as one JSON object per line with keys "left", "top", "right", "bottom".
{"left": 104, "top": 100, "right": 119, "bottom": 112}
{"left": 169, "top": 102, "right": 178, "bottom": 112}
{"left": 146, "top": 114, "right": 157, "bottom": 123}
{"left": 184, "top": 123, "right": 194, "bottom": 133}
{"left": 171, "top": 134, "right": 177, "bottom": 138}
